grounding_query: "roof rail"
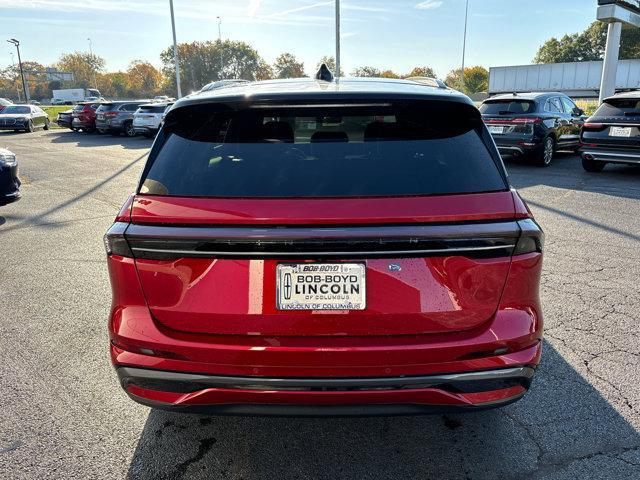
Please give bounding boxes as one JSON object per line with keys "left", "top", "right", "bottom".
{"left": 406, "top": 76, "right": 448, "bottom": 89}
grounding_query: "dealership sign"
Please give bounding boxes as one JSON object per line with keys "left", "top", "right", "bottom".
{"left": 598, "top": 0, "right": 640, "bottom": 26}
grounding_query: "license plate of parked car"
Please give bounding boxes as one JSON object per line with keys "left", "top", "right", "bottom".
{"left": 276, "top": 263, "right": 366, "bottom": 310}
{"left": 487, "top": 125, "right": 505, "bottom": 134}
{"left": 609, "top": 126, "right": 632, "bottom": 137}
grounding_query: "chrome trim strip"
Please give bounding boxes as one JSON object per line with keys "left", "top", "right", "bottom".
{"left": 119, "top": 366, "right": 534, "bottom": 391}
{"left": 583, "top": 150, "right": 640, "bottom": 159}
{"left": 131, "top": 244, "right": 515, "bottom": 257}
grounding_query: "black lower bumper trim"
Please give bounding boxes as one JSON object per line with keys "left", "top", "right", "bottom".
{"left": 125, "top": 391, "right": 527, "bottom": 416}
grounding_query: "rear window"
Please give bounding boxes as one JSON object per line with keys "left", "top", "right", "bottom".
{"left": 480, "top": 100, "right": 536, "bottom": 115}
{"left": 2, "top": 106, "right": 30, "bottom": 114}
{"left": 138, "top": 105, "right": 166, "bottom": 113}
{"left": 594, "top": 98, "right": 640, "bottom": 117}
{"left": 97, "top": 104, "right": 115, "bottom": 112}
{"left": 140, "top": 102, "right": 506, "bottom": 198}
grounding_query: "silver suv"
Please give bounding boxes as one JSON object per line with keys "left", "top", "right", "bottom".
{"left": 95, "top": 101, "right": 149, "bottom": 137}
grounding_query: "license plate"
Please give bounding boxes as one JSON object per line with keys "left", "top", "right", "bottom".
{"left": 72, "top": 118, "right": 81, "bottom": 125}
{"left": 488, "top": 125, "right": 505, "bottom": 134}
{"left": 276, "top": 263, "right": 366, "bottom": 310}
{"left": 609, "top": 126, "right": 632, "bottom": 137}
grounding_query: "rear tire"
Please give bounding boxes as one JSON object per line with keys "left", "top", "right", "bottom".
{"left": 43, "top": 119, "right": 50, "bottom": 130}
{"left": 124, "top": 121, "right": 136, "bottom": 138}
{"left": 534, "top": 136, "right": 555, "bottom": 167}
{"left": 27, "top": 120, "right": 34, "bottom": 133}
{"left": 582, "top": 157, "right": 606, "bottom": 172}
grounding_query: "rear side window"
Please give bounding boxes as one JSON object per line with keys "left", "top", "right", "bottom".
{"left": 594, "top": 98, "right": 640, "bottom": 117}
{"left": 97, "top": 104, "right": 115, "bottom": 112}
{"left": 479, "top": 100, "right": 536, "bottom": 115}
{"left": 140, "top": 101, "right": 507, "bottom": 198}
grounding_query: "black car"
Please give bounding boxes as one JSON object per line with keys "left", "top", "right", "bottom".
{"left": 95, "top": 101, "right": 149, "bottom": 137}
{"left": 480, "top": 92, "right": 584, "bottom": 166}
{"left": 0, "top": 105, "right": 50, "bottom": 133}
{"left": 580, "top": 91, "right": 640, "bottom": 172}
{"left": 0, "top": 148, "right": 20, "bottom": 206}
{"left": 56, "top": 108, "right": 75, "bottom": 130}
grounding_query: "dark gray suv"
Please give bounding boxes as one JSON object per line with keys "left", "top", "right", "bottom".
{"left": 96, "top": 101, "right": 149, "bottom": 137}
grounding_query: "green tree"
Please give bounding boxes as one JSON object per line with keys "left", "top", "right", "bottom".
{"left": 351, "top": 66, "right": 381, "bottom": 77}
{"left": 56, "top": 51, "right": 105, "bottom": 88}
{"left": 273, "top": 53, "right": 305, "bottom": 78}
{"left": 445, "top": 66, "right": 489, "bottom": 94}
{"left": 160, "top": 40, "right": 265, "bottom": 95}
{"left": 406, "top": 66, "right": 437, "bottom": 78}
{"left": 534, "top": 21, "right": 640, "bottom": 63}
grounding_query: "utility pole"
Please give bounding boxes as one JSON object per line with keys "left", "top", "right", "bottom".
{"left": 217, "top": 16, "right": 224, "bottom": 79}
{"left": 7, "top": 39, "right": 29, "bottom": 103}
{"left": 169, "top": 0, "right": 182, "bottom": 98}
{"left": 335, "top": 0, "right": 341, "bottom": 78}
{"left": 87, "top": 38, "right": 98, "bottom": 90}
{"left": 461, "top": 0, "right": 469, "bottom": 92}
{"left": 599, "top": 21, "right": 622, "bottom": 103}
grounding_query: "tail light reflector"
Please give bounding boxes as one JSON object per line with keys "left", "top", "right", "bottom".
{"left": 514, "top": 219, "right": 544, "bottom": 255}
{"left": 104, "top": 222, "right": 133, "bottom": 257}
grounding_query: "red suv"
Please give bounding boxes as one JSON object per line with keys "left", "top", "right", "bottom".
{"left": 105, "top": 76, "right": 544, "bottom": 415}
{"left": 71, "top": 102, "right": 100, "bottom": 132}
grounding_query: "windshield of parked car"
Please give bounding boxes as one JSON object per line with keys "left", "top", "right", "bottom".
{"left": 2, "top": 106, "right": 30, "bottom": 114}
{"left": 140, "top": 101, "right": 506, "bottom": 198}
{"left": 594, "top": 98, "right": 640, "bottom": 117}
{"left": 479, "top": 100, "right": 536, "bottom": 115}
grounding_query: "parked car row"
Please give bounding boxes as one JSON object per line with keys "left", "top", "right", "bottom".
{"left": 481, "top": 90, "right": 640, "bottom": 172}
{"left": 54, "top": 100, "right": 173, "bottom": 138}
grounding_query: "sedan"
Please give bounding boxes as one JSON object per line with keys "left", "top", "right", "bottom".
{"left": 0, "top": 105, "right": 50, "bottom": 133}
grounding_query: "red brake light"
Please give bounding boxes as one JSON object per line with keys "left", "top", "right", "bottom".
{"left": 583, "top": 123, "right": 604, "bottom": 129}
{"left": 512, "top": 117, "right": 542, "bottom": 124}
{"left": 104, "top": 111, "right": 118, "bottom": 118}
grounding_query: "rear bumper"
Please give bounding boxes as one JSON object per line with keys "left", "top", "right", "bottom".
{"left": 117, "top": 365, "right": 536, "bottom": 415}
{"left": 492, "top": 137, "right": 541, "bottom": 156}
{"left": 581, "top": 149, "right": 640, "bottom": 165}
{"left": 133, "top": 126, "right": 158, "bottom": 135}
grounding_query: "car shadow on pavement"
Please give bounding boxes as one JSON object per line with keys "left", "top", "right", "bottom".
{"left": 125, "top": 341, "right": 640, "bottom": 480}
{"left": 505, "top": 152, "right": 640, "bottom": 203}
{"left": 47, "top": 131, "right": 153, "bottom": 149}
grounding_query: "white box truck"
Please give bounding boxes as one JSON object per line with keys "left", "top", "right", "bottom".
{"left": 51, "top": 88, "right": 102, "bottom": 105}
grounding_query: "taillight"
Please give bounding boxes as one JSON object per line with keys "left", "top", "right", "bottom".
{"left": 512, "top": 117, "right": 542, "bottom": 124}
{"left": 514, "top": 219, "right": 544, "bottom": 255}
{"left": 104, "top": 111, "right": 118, "bottom": 118}
{"left": 582, "top": 122, "right": 604, "bottom": 130}
{"left": 104, "top": 222, "right": 133, "bottom": 257}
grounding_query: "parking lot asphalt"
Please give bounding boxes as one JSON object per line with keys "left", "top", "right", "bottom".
{"left": 0, "top": 130, "right": 639, "bottom": 480}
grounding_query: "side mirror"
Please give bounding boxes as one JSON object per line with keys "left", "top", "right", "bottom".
{"left": 573, "top": 107, "right": 584, "bottom": 117}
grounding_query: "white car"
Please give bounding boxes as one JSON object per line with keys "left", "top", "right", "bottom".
{"left": 132, "top": 103, "right": 173, "bottom": 138}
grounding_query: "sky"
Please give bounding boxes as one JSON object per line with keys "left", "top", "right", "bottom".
{"left": 0, "top": 0, "right": 598, "bottom": 77}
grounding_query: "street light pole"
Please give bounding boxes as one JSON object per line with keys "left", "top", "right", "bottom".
{"left": 335, "top": 0, "right": 341, "bottom": 78}
{"left": 169, "top": 0, "right": 182, "bottom": 98}
{"left": 461, "top": 0, "right": 469, "bottom": 92}
{"left": 7, "top": 39, "right": 29, "bottom": 103}
{"left": 217, "top": 16, "right": 224, "bottom": 79}
{"left": 87, "top": 38, "right": 98, "bottom": 90}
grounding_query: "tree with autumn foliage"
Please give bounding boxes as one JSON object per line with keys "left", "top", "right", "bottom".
{"left": 273, "top": 53, "right": 304, "bottom": 78}
{"left": 445, "top": 66, "right": 489, "bottom": 94}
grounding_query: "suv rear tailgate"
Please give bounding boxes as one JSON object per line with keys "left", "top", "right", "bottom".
{"left": 129, "top": 193, "right": 520, "bottom": 337}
